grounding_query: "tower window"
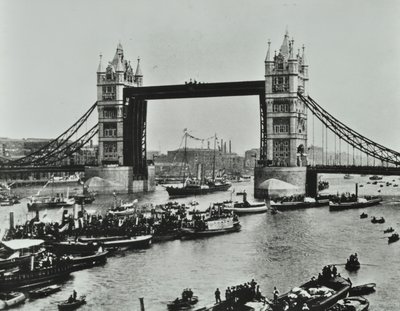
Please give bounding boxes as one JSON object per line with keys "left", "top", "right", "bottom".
{"left": 103, "top": 122, "right": 117, "bottom": 137}
{"left": 103, "top": 108, "right": 117, "bottom": 119}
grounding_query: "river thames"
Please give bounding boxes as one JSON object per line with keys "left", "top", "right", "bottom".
{"left": 1, "top": 174, "right": 399, "bottom": 310}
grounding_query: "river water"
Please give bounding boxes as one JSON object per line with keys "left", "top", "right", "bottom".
{"left": 1, "top": 174, "right": 399, "bottom": 310}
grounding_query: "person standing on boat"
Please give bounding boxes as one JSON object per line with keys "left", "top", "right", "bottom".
{"left": 273, "top": 287, "right": 279, "bottom": 303}
{"left": 73, "top": 290, "right": 77, "bottom": 301}
{"left": 215, "top": 288, "right": 221, "bottom": 303}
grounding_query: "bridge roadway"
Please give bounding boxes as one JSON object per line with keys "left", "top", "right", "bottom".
{"left": 0, "top": 165, "right": 86, "bottom": 180}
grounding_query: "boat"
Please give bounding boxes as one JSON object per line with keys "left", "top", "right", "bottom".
{"left": 78, "top": 236, "right": 129, "bottom": 243}
{"left": 0, "top": 292, "right": 26, "bottom": 309}
{"left": 180, "top": 216, "right": 241, "bottom": 238}
{"left": 343, "top": 174, "right": 353, "bottom": 179}
{"left": 388, "top": 233, "right": 399, "bottom": 244}
{"left": 166, "top": 178, "right": 231, "bottom": 197}
{"left": 345, "top": 261, "right": 360, "bottom": 271}
{"left": 348, "top": 283, "right": 376, "bottom": 296}
{"left": 70, "top": 250, "right": 108, "bottom": 271}
{"left": 167, "top": 289, "right": 198, "bottom": 310}
{"left": 318, "top": 180, "right": 329, "bottom": 191}
{"left": 165, "top": 132, "right": 231, "bottom": 197}
{"left": 270, "top": 196, "right": 329, "bottom": 211}
{"left": 152, "top": 230, "right": 181, "bottom": 243}
{"left": 50, "top": 240, "right": 103, "bottom": 256}
{"left": 29, "top": 284, "right": 62, "bottom": 299}
{"left": 0, "top": 239, "right": 45, "bottom": 270}
{"left": 371, "top": 217, "right": 385, "bottom": 224}
{"left": 73, "top": 193, "right": 95, "bottom": 205}
{"left": 359, "top": 213, "right": 368, "bottom": 219}
{"left": 223, "top": 192, "right": 268, "bottom": 214}
{"left": 0, "top": 261, "right": 74, "bottom": 291}
{"left": 383, "top": 227, "right": 394, "bottom": 233}
{"left": 58, "top": 296, "right": 86, "bottom": 310}
{"left": 327, "top": 296, "right": 369, "bottom": 311}
{"left": 107, "top": 200, "right": 138, "bottom": 216}
{"left": 50, "top": 174, "right": 82, "bottom": 186}
{"left": 369, "top": 175, "right": 383, "bottom": 180}
{"left": 272, "top": 275, "right": 351, "bottom": 311}
{"left": 102, "top": 235, "right": 152, "bottom": 250}
{"left": 329, "top": 197, "right": 382, "bottom": 211}
{"left": 27, "top": 195, "right": 75, "bottom": 211}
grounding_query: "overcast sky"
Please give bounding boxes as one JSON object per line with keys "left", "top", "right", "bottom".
{"left": 1, "top": 0, "right": 399, "bottom": 155}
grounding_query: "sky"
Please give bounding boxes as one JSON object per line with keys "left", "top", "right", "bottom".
{"left": 1, "top": 0, "right": 400, "bottom": 155}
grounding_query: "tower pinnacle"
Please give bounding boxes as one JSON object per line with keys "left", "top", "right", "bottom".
{"left": 280, "top": 29, "right": 290, "bottom": 58}
{"left": 265, "top": 40, "right": 272, "bottom": 62}
{"left": 97, "top": 53, "right": 104, "bottom": 73}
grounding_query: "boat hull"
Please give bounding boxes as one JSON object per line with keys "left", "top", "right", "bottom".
{"left": 103, "top": 235, "right": 152, "bottom": 250}
{"left": 180, "top": 224, "right": 241, "bottom": 238}
{"left": 271, "top": 199, "right": 329, "bottom": 211}
{"left": 329, "top": 198, "right": 382, "bottom": 211}
{"left": 166, "top": 183, "right": 231, "bottom": 197}
{"left": 71, "top": 251, "right": 108, "bottom": 271}
{"left": 224, "top": 204, "right": 268, "bottom": 214}
{"left": 0, "top": 264, "right": 74, "bottom": 291}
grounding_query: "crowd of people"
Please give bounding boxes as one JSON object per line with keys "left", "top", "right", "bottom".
{"left": 213, "top": 279, "right": 266, "bottom": 308}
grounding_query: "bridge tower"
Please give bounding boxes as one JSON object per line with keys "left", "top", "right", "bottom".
{"left": 86, "top": 44, "right": 152, "bottom": 193}
{"left": 254, "top": 30, "right": 309, "bottom": 198}
{"left": 96, "top": 43, "right": 142, "bottom": 165}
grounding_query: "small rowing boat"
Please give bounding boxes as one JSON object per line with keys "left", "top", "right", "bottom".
{"left": 0, "top": 292, "right": 26, "bottom": 309}
{"left": 348, "top": 283, "right": 376, "bottom": 296}
{"left": 29, "top": 284, "right": 61, "bottom": 299}
{"left": 327, "top": 296, "right": 369, "bottom": 311}
{"left": 58, "top": 295, "right": 86, "bottom": 310}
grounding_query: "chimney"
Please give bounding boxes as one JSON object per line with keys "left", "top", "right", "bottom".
{"left": 229, "top": 140, "right": 232, "bottom": 154}
{"left": 221, "top": 139, "right": 224, "bottom": 152}
{"left": 224, "top": 142, "right": 227, "bottom": 154}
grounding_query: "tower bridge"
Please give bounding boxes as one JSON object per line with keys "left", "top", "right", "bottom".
{"left": 2, "top": 31, "right": 400, "bottom": 196}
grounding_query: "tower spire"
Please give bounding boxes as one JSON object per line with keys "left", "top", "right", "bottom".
{"left": 135, "top": 57, "right": 143, "bottom": 77}
{"left": 97, "top": 53, "right": 104, "bottom": 72}
{"left": 265, "top": 40, "right": 272, "bottom": 62}
{"left": 289, "top": 39, "right": 295, "bottom": 60}
{"left": 280, "top": 29, "right": 290, "bottom": 58}
{"left": 302, "top": 45, "right": 308, "bottom": 66}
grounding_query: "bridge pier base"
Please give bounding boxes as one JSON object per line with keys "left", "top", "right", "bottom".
{"left": 254, "top": 166, "right": 307, "bottom": 199}
{"left": 85, "top": 165, "right": 155, "bottom": 194}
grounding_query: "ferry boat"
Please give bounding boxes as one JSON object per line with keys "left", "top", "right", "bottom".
{"left": 369, "top": 175, "right": 383, "bottom": 180}
{"left": 180, "top": 216, "right": 241, "bottom": 238}
{"left": 0, "top": 239, "right": 45, "bottom": 270}
{"left": 0, "top": 261, "right": 74, "bottom": 291}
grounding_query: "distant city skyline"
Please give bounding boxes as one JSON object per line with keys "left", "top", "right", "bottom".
{"left": 1, "top": 0, "right": 399, "bottom": 155}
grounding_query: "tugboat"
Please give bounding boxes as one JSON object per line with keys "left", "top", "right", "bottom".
{"left": 388, "top": 233, "right": 399, "bottom": 244}
{"left": 223, "top": 191, "right": 268, "bottom": 214}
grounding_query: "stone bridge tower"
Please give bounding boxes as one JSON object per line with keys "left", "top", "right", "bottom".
{"left": 254, "top": 31, "right": 309, "bottom": 198}
{"left": 96, "top": 43, "right": 142, "bottom": 166}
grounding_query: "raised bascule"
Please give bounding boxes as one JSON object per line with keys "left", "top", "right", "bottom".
{"left": 2, "top": 31, "right": 400, "bottom": 195}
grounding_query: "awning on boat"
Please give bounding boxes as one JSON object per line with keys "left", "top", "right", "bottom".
{"left": 2, "top": 239, "right": 44, "bottom": 250}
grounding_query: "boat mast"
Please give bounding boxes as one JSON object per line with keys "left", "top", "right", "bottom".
{"left": 212, "top": 133, "right": 216, "bottom": 181}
